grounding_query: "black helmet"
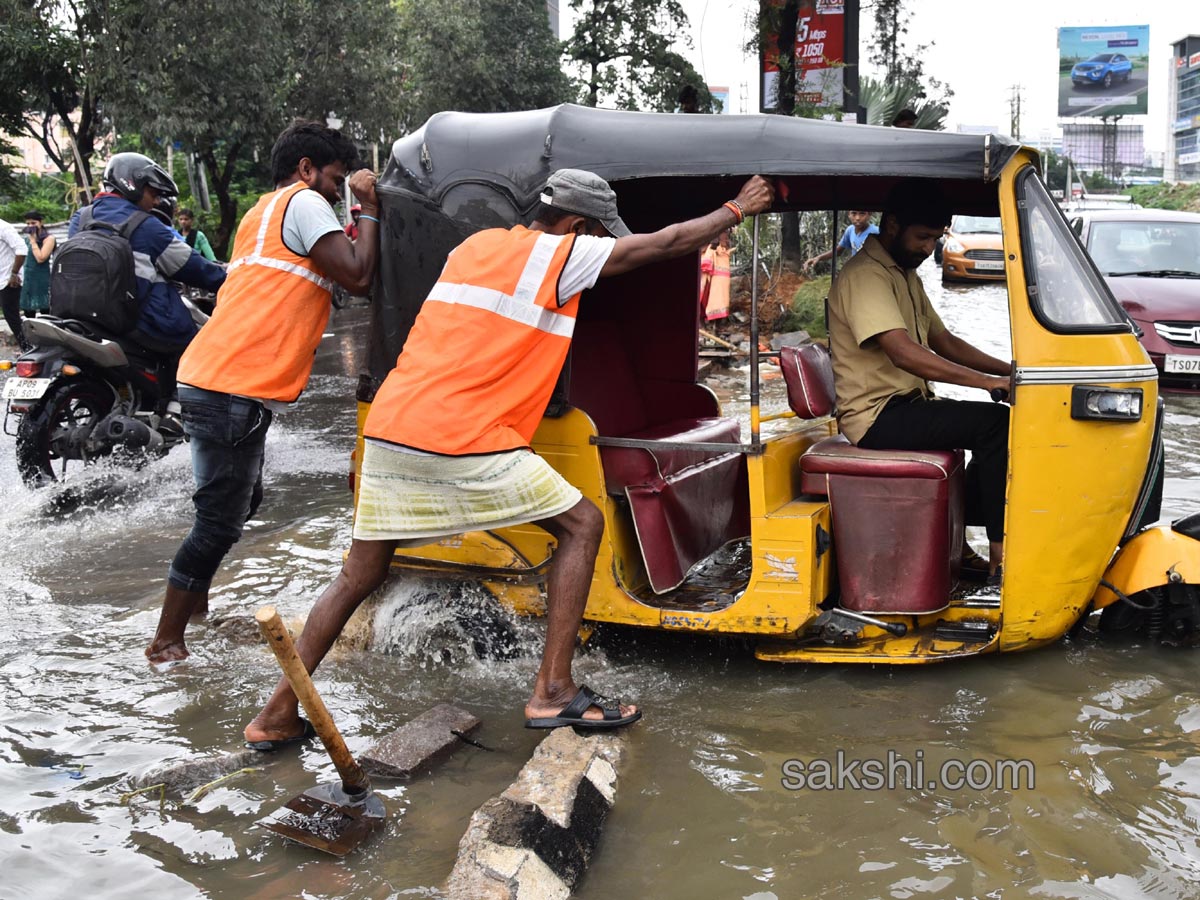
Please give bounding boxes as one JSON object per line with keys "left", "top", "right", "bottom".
{"left": 151, "top": 193, "right": 177, "bottom": 226}
{"left": 102, "top": 152, "right": 178, "bottom": 204}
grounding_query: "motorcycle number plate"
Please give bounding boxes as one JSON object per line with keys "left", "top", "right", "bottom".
{"left": 2, "top": 377, "right": 52, "bottom": 401}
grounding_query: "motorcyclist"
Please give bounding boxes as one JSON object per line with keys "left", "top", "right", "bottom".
{"left": 68, "top": 153, "right": 226, "bottom": 419}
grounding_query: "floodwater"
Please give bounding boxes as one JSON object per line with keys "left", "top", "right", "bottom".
{"left": 1, "top": 259, "right": 1199, "bottom": 900}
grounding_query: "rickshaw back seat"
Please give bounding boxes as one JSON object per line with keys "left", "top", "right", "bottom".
{"left": 568, "top": 318, "right": 750, "bottom": 593}
{"left": 800, "top": 435, "right": 964, "bottom": 614}
{"left": 600, "top": 417, "right": 748, "bottom": 595}
{"left": 600, "top": 417, "right": 742, "bottom": 492}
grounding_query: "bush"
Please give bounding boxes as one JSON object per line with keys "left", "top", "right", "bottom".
{"left": 0, "top": 173, "right": 78, "bottom": 224}
{"left": 778, "top": 274, "right": 830, "bottom": 339}
{"left": 1128, "top": 182, "right": 1200, "bottom": 213}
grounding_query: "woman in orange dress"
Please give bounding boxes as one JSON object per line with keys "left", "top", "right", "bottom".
{"left": 700, "top": 229, "right": 732, "bottom": 321}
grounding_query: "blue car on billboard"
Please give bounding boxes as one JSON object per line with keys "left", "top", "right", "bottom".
{"left": 1071, "top": 53, "right": 1132, "bottom": 89}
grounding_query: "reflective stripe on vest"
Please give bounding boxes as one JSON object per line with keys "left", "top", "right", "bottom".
{"left": 225, "top": 185, "right": 335, "bottom": 292}
{"left": 363, "top": 226, "right": 580, "bottom": 455}
{"left": 177, "top": 182, "right": 335, "bottom": 402}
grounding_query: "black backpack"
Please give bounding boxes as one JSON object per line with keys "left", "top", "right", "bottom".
{"left": 50, "top": 208, "right": 150, "bottom": 334}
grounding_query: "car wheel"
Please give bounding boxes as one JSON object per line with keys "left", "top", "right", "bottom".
{"left": 1103, "top": 73, "right": 1113, "bottom": 88}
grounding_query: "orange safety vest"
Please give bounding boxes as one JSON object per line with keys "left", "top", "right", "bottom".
{"left": 177, "top": 182, "right": 335, "bottom": 402}
{"left": 365, "top": 226, "right": 581, "bottom": 455}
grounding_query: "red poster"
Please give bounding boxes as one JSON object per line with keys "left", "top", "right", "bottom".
{"left": 761, "top": 0, "right": 846, "bottom": 110}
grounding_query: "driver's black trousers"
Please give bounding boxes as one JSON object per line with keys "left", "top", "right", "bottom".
{"left": 857, "top": 395, "right": 1010, "bottom": 543}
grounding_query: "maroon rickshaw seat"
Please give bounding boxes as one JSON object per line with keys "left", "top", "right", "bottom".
{"left": 782, "top": 343, "right": 964, "bottom": 614}
{"left": 569, "top": 320, "right": 748, "bottom": 595}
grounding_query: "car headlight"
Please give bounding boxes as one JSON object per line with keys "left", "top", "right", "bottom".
{"left": 946, "top": 238, "right": 964, "bottom": 254}
{"left": 1071, "top": 386, "right": 1143, "bottom": 421}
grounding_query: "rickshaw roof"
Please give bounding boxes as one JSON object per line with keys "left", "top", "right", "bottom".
{"left": 383, "top": 104, "right": 1024, "bottom": 212}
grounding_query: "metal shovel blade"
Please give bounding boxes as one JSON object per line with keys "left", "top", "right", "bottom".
{"left": 260, "top": 781, "right": 386, "bottom": 857}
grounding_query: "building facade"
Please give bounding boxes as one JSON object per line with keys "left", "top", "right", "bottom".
{"left": 1167, "top": 35, "right": 1200, "bottom": 183}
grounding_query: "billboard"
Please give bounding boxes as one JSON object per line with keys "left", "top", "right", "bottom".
{"left": 1058, "top": 25, "right": 1149, "bottom": 118}
{"left": 761, "top": 0, "right": 847, "bottom": 112}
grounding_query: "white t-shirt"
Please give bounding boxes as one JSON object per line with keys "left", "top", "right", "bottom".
{"left": 0, "top": 220, "right": 25, "bottom": 286}
{"left": 558, "top": 234, "right": 615, "bottom": 302}
{"left": 281, "top": 189, "right": 346, "bottom": 257}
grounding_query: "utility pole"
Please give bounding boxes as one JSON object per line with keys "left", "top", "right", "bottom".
{"left": 1008, "top": 84, "right": 1023, "bottom": 140}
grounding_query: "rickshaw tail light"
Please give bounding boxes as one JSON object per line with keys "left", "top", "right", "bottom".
{"left": 1071, "top": 386, "right": 1143, "bottom": 422}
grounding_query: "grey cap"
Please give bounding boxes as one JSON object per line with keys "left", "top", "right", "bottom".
{"left": 539, "top": 168, "right": 630, "bottom": 238}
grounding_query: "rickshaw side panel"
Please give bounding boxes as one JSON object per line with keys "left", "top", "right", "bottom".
{"left": 998, "top": 154, "right": 1159, "bottom": 649}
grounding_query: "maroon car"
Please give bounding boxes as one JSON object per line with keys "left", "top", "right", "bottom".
{"left": 1071, "top": 209, "right": 1200, "bottom": 392}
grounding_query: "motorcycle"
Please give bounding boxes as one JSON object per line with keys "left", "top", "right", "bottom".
{"left": 2, "top": 298, "right": 208, "bottom": 486}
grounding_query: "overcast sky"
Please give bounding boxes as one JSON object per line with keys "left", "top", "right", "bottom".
{"left": 587, "top": 0, "right": 1197, "bottom": 154}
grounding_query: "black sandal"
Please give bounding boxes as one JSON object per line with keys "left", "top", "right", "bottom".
{"left": 525, "top": 685, "right": 642, "bottom": 730}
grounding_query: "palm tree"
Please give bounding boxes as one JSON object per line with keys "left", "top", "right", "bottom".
{"left": 859, "top": 75, "right": 948, "bottom": 130}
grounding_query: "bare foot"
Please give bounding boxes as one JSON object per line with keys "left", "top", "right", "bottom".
{"left": 244, "top": 713, "right": 307, "bottom": 746}
{"left": 145, "top": 641, "right": 188, "bottom": 666}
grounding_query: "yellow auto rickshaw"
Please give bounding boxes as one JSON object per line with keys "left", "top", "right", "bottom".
{"left": 354, "top": 104, "right": 1199, "bottom": 663}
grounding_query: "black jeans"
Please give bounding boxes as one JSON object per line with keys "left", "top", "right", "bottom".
{"left": 858, "top": 396, "right": 1010, "bottom": 542}
{"left": 168, "top": 386, "right": 271, "bottom": 592}
{"left": 1, "top": 285, "right": 25, "bottom": 348}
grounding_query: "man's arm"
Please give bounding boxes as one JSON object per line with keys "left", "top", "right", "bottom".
{"left": 6, "top": 253, "right": 22, "bottom": 289}
{"left": 149, "top": 220, "right": 226, "bottom": 292}
{"left": 308, "top": 169, "right": 380, "bottom": 294}
{"left": 875, "top": 329, "right": 1010, "bottom": 394}
{"left": 599, "top": 176, "right": 773, "bottom": 277}
{"left": 928, "top": 328, "right": 1012, "bottom": 377}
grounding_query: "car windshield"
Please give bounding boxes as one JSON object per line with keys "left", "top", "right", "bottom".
{"left": 1089, "top": 54, "right": 1114, "bottom": 63}
{"left": 1087, "top": 221, "right": 1200, "bottom": 277}
{"left": 952, "top": 215, "right": 1002, "bottom": 235}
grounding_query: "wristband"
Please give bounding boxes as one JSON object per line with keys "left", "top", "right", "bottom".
{"left": 358, "top": 214, "right": 380, "bottom": 224}
{"left": 723, "top": 200, "right": 745, "bottom": 223}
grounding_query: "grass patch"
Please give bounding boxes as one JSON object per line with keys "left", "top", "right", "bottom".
{"left": 1129, "top": 182, "right": 1200, "bottom": 213}
{"left": 777, "top": 274, "right": 830, "bottom": 339}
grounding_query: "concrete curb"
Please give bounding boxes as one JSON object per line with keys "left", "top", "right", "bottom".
{"left": 361, "top": 703, "right": 482, "bottom": 778}
{"left": 445, "top": 728, "right": 626, "bottom": 899}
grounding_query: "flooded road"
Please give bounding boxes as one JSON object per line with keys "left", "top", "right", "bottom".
{"left": 1, "top": 261, "right": 1199, "bottom": 899}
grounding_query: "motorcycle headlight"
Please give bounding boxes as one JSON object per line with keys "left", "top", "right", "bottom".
{"left": 1071, "top": 386, "right": 1143, "bottom": 421}
{"left": 946, "top": 238, "right": 964, "bottom": 254}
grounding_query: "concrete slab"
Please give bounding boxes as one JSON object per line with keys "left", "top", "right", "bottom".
{"left": 361, "top": 703, "right": 482, "bottom": 779}
{"left": 445, "top": 728, "right": 627, "bottom": 899}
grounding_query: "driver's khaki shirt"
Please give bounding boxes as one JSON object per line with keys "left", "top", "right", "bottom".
{"left": 827, "top": 235, "right": 946, "bottom": 443}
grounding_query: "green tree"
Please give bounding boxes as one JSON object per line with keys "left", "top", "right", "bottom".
{"left": 0, "top": 0, "right": 109, "bottom": 194}
{"left": 866, "top": 0, "right": 952, "bottom": 111}
{"left": 100, "top": 0, "right": 407, "bottom": 256}
{"left": 397, "top": 0, "right": 572, "bottom": 128}
{"left": 564, "top": 0, "right": 715, "bottom": 112}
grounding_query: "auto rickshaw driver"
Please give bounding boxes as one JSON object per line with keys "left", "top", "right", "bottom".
{"left": 827, "top": 179, "right": 1013, "bottom": 579}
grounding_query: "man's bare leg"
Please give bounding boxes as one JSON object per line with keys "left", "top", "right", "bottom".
{"left": 145, "top": 585, "right": 209, "bottom": 664}
{"left": 524, "top": 498, "right": 637, "bottom": 723}
{"left": 243, "top": 538, "right": 397, "bottom": 744}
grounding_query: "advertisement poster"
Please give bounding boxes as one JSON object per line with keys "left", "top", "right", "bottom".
{"left": 1058, "top": 25, "right": 1150, "bottom": 117}
{"left": 761, "top": 0, "right": 846, "bottom": 112}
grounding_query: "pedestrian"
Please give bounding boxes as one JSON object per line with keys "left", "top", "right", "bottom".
{"left": 892, "top": 109, "right": 917, "bottom": 129}
{"left": 804, "top": 210, "right": 879, "bottom": 271}
{"left": 242, "top": 168, "right": 774, "bottom": 746}
{"left": 145, "top": 121, "right": 381, "bottom": 666}
{"left": 176, "top": 208, "right": 216, "bottom": 261}
{"left": 0, "top": 219, "right": 26, "bottom": 349}
{"left": 700, "top": 228, "right": 732, "bottom": 321}
{"left": 19, "top": 211, "right": 54, "bottom": 317}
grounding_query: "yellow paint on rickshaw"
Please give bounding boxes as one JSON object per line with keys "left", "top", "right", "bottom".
{"left": 1094, "top": 526, "right": 1200, "bottom": 608}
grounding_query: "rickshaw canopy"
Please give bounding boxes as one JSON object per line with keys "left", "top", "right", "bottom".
{"left": 380, "top": 104, "right": 1023, "bottom": 229}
